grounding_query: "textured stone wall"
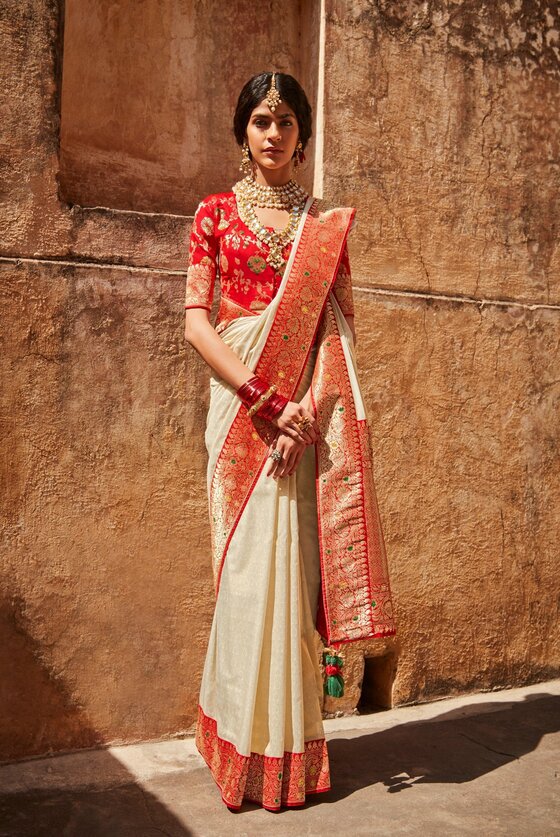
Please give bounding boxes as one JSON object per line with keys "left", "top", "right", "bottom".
{"left": 1, "top": 0, "right": 558, "bottom": 761}
{"left": 325, "top": 1, "right": 559, "bottom": 303}
{"left": 1, "top": 258, "right": 216, "bottom": 759}
{"left": 321, "top": 0, "right": 560, "bottom": 710}
{"left": 59, "top": 1, "right": 313, "bottom": 214}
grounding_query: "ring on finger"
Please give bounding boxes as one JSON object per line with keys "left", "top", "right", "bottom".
{"left": 268, "top": 449, "right": 283, "bottom": 462}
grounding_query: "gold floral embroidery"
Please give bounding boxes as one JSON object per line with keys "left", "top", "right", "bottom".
{"left": 226, "top": 268, "right": 252, "bottom": 296}
{"left": 223, "top": 231, "right": 243, "bottom": 251}
{"left": 201, "top": 216, "right": 215, "bottom": 236}
{"left": 184, "top": 260, "right": 215, "bottom": 309}
{"left": 247, "top": 255, "right": 267, "bottom": 274}
{"left": 217, "top": 207, "right": 229, "bottom": 231}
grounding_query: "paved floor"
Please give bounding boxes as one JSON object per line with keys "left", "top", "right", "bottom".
{"left": 1, "top": 680, "right": 559, "bottom": 837}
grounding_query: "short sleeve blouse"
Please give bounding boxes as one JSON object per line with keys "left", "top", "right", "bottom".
{"left": 184, "top": 192, "right": 355, "bottom": 332}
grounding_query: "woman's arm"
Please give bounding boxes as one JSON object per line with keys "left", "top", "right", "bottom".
{"left": 185, "top": 308, "right": 254, "bottom": 390}
{"left": 185, "top": 308, "right": 318, "bottom": 444}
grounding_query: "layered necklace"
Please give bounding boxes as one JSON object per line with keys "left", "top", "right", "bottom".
{"left": 233, "top": 175, "right": 309, "bottom": 272}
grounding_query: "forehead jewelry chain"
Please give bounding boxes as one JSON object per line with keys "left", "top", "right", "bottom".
{"left": 265, "top": 72, "right": 281, "bottom": 112}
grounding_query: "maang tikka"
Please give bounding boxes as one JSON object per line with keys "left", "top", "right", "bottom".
{"left": 265, "top": 72, "right": 281, "bottom": 112}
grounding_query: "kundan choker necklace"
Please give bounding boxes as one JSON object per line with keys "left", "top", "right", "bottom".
{"left": 233, "top": 175, "right": 309, "bottom": 271}
{"left": 236, "top": 175, "right": 308, "bottom": 209}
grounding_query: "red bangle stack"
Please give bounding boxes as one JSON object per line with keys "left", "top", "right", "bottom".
{"left": 236, "top": 376, "right": 288, "bottom": 421}
{"left": 237, "top": 376, "right": 266, "bottom": 408}
{"left": 258, "top": 392, "right": 288, "bottom": 420}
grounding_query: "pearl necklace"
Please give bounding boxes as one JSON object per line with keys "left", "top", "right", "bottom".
{"left": 233, "top": 176, "right": 309, "bottom": 271}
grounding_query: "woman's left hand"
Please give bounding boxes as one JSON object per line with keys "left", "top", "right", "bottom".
{"left": 266, "top": 432, "right": 307, "bottom": 479}
{"left": 271, "top": 401, "right": 318, "bottom": 445}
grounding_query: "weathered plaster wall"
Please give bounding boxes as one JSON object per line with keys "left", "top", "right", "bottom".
{"left": 1, "top": 260, "right": 213, "bottom": 760}
{"left": 1, "top": 0, "right": 558, "bottom": 761}
{"left": 59, "top": 0, "right": 315, "bottom": 214}
{"left": 326, "top": 1, "right": 559, "bottom": 304}
{"left": 320, "top": 0, "right": 560, "bottom": 711}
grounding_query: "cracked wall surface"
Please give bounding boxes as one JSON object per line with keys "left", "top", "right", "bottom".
{"left": 1, "top": 0, "right": 559, "bottom": 760}
{"left": 325, "top": 0, "right": 559, "bottom": 304}
{"left": 58, "top": 1, "right": 313, "bottom": 214}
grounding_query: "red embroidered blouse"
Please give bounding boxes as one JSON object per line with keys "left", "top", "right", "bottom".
{"left": 184, "top": 191, "right": 355, "bottom": 334}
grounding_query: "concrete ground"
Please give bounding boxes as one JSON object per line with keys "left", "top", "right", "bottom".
{"left": 1, "top": 680, "right": 559, "bottom": 837}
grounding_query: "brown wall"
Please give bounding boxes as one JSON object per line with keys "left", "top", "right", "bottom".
{"left": 59, "top": 1, "right": 318, "bottom": 213}
{"left": 1, "top": 0, "right": 559, "bottom": 762}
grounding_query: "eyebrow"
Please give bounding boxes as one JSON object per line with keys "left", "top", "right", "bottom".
{"left": 252, "top": 112, "right": 295, "bottom": 119}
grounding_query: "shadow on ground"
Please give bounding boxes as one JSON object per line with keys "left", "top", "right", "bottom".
{"left": 0, "top": 594, "right": 193, "bottom": 837}
{"left": 0, "top": 784, "right": 193, "bottom": 837}
{"left": 1, "top": 691, "right": 558, "bottom": 833}
{"left": 318, "top": 692, "right": 560, "bottom": 802}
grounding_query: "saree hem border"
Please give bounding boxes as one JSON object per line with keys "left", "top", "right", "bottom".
{"left": 320, "top": 626, "right": 397, "bottom": 648}
{"left": 195, "top": 704, "right": 331, "bottom": 810}
{"left": 222, "top": 785, "right": 331, "bottom": 812}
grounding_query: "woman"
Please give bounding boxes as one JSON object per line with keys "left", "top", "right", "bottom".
{"left": 184, "top": 72, "right": 396, "bottom": 812}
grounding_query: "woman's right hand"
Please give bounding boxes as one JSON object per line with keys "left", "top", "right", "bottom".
{"left": 272, "top": 401, "right": 318, "bottom": 444}
{"left": 266, "top": 432, "right": 307, "bottom": 479}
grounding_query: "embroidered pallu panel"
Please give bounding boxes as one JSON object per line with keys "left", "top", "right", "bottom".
{"left": 210, "top": 203, "right": 356, "bottom": 590}
{"left": 312, "top": 300, "right": 396, "bottom": 644}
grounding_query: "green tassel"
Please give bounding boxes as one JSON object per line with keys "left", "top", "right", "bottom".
{"left": 324, "top": 652, "right": 344, "bottom": 698}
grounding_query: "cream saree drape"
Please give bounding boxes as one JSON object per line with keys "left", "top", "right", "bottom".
{"left": 195, "top": 197, "right": 396, "bottom": 810}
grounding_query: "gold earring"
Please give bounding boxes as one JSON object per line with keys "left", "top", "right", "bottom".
{"left": 240, "top": 140, "right": 253, "bottom": 175}
{"left": 293, "top": 140, "right": 304, "bottom": 169}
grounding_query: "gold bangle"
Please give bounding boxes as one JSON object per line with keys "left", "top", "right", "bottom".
{"left": 247, "top": 385, "right": 277, "bottom": 418}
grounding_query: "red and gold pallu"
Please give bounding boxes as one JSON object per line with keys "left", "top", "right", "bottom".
{"left": 195, "top": 196, "right": 396, "bottom": 811}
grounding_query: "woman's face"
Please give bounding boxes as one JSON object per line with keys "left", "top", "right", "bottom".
{"left": 245, "top": 99, "right": 299, "bottom": 174}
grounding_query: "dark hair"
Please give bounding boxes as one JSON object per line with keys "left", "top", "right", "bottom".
{"left": 233, "top": 72, "right": 313, "bottom": 151}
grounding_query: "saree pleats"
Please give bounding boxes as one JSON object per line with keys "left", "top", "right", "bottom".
{"left": 197, "top": 352, "right": 330, "bottom": 809}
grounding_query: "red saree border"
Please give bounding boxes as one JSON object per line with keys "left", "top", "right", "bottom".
{"left": 210, "top": 201, "right": 356, "bottom": 591}
{"left": 195, "top": 705, "right": 331, "bottom": 810}
{"left": 312, "top": 300, "right": 396, "bottom": 645}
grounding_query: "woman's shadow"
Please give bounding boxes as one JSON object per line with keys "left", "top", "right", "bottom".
{"left": 319, "top": 691, "right": 559, "bottom": 801}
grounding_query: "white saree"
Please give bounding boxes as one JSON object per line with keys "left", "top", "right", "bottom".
{"left": 195, "top": 197, "right": 396, "bottom": 810}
